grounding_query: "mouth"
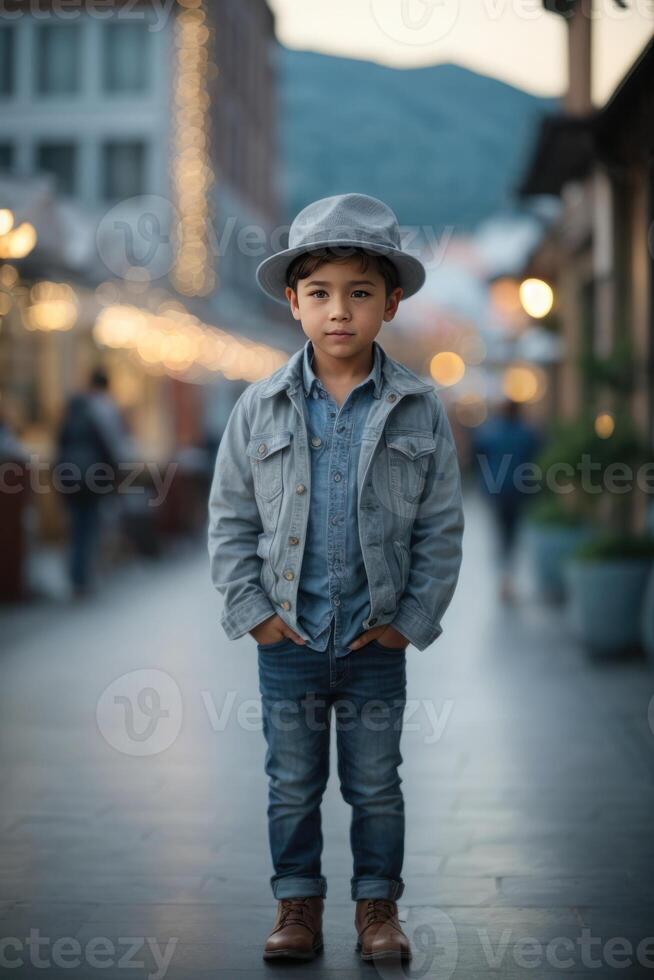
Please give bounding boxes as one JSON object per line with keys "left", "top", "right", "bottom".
{"left": 326, "top": 331, "right": 354, "bottom": 336}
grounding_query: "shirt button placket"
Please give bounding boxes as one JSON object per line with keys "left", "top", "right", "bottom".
{"left": 325, "top": 391, "right": 341, "bottom": 641}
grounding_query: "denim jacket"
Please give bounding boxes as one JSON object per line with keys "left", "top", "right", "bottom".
{"left": 207, "top": 341, "right": 465, "bottom": 651}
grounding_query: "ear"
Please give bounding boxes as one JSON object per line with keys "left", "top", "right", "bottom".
{"left": 285, "top": 286, "right": 302, "bottom": 321}
{"left": 383, "top": 286, "right": 404, "bottom": 322}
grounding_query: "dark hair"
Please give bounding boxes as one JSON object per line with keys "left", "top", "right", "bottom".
{"left": 90, "top": 368, "right": 109, "bottom": 390}
{"left": 285, "top": 246, "right": 400, "bottom": 299}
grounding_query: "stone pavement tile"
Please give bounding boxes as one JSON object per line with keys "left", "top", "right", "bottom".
{"left": 82, "top": 901, "right": 272, "bottom": 923}
{"left": 0, "top": 900, "right": 101, "bottom": 937}
{"left": 581, "top": 907, "right": 654, "bottom": 934}
{"left": 443, "top": 841, "right": 654, "bottom": 877}
{"left": 388, "top": 906, "right": 654, "bottom": 968}
{"left": 495, "top": 874, "right": 654, "bottom": 907}
{"left": 0, "top": 874, "right": 266, "bottom": 905}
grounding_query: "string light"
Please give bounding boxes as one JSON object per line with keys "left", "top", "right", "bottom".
{"left": 519, "top": 278, "right": 554, "bottom": 319}
{"left": 170, "top": 0, "right": 216, "bottom": 296}
{"left": 430, "top": 351, "right": 466, "bottom": 387}
{"left": 93, "top": 302, "right": 287, "bottom": 382}
{"left": 24, "top": 281, "right": 78, "bottom": 332}
{"left": 595, "top": 412, "right": 615, "bottom": 439}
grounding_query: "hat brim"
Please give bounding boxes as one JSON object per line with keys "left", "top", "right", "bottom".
{"left": 255, "top": 239, "right": 426, "bottom": 305}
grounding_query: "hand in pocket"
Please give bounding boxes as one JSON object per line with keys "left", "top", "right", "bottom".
{"left": 250, "top": 614, "right": 306, "bottom": 646}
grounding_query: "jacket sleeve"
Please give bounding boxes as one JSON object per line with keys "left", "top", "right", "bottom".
{"left": 391, "top": 392, "right": 465, "bottom": 651}
{"left": 207, "top": 387, "right": 277, "bottom": 640}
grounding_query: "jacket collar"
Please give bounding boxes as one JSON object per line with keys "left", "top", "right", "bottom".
{"left": 259, "top": 337, "right": 433, "bottom": 400}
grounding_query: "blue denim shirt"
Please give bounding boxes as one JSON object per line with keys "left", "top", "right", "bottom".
{"left": 296, "top": 338, "right": 383, "bottom": 658}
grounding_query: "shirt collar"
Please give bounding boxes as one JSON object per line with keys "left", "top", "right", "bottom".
{"left": 302, "top": 338, "right": 384, "bottom": 399}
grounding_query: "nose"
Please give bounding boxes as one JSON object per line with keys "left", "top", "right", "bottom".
{"left": 329, "top": 298, "right": 351, "bottom": 322}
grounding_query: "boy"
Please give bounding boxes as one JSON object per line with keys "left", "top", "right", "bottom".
{"left": 207, "top": 193, "right": 464, "bottom": 963}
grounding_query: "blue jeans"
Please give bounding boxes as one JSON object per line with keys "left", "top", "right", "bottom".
{"left": 256, "top": 621, "right": 407, "bottom": 901}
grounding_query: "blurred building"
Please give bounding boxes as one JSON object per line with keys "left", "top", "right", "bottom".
{"left": 0, "top": 0, "right": 290, "bottom": 444}
{"left": 517, "top": 6, "right": 654, "bottom": 445}
{"left": 0, "top": 0, "right": 290, "bottom": 551}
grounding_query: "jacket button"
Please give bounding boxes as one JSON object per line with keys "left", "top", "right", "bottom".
{"left": 288, "top": 536, "right": 299, "bottom": 545}
{"left": 311, "top": 436, "right": 322, "bottom": 447}
{"left": 281, "top": 600, "right": 291, "bottom": 610}
{"left": 283, "top": 569, "right": 294, "bottom": 580}
{"left": 257, "top": 443, "right": 267, "bottom": 454}
{"left": 387, "top": 393, "right": 397, "bottom": 402}
{"left": 296, "top": 483, "right": 306, "bottom": 494}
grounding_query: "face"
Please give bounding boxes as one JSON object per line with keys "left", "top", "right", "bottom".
{"left": 284, "top": 257, "right": 403, "bottom": 361}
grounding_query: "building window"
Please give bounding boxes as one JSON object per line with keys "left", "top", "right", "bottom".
{"left": 102, "top": 22, "right": 149, "bottom": 93}
{"left": 0, "top": 144, "right": 14, "bottom": 172}
{"left": 36, "top": 142, "right": 77, "bottom": 196}
{"left": 36, "top": 25, "right": 81, "bottom": 95}
{"left": 0, "top": 28, "right": 15, "bottom": 96}
{"left": 102, "top": 140, "right": 146, "bottom": 200}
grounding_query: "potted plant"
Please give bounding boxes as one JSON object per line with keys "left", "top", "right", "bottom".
{"left": 566, "top": 532, "right": 654, "bottom": 658}
{"left": 558, "top": 401, "right": 654, "bottom": 658}
{"left": 524, "top": 494, "right": 594, "bottom": 603}
{"left": 524, "top": 416, "right": 601, "bottom": 603}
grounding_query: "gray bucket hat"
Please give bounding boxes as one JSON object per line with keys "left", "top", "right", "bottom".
{"left": 256, "top": 192, "right": 426, "bottom": 305}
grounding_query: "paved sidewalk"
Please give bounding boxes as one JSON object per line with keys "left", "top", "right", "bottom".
{"left": 1, "top": 488, "right": 653, "bottom": 978}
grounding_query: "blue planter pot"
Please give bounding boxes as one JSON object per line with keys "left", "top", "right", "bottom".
{"left": 564, "top": 557, "right": 653, "bottom": 658}
{"left": 525, "top": 521, "right": 595, "bottom": 603}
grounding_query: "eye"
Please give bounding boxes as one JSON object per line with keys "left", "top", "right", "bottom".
{"left": 352, "top": 290, "right": 371, "bottom": 298}
{"left": 308, "top": 290, "right": 327, "bottom": 299}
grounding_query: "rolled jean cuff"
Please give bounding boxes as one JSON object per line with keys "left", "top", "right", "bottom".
{"left": 272, "top": 875, "right": 327, "bottom": 899}
{"left": 351, "top": 877, "right": 404, "bottom": 901}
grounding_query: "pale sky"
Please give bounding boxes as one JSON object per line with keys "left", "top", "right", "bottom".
{"left": 267, "top": 0, "right": 653, "bottom": 106}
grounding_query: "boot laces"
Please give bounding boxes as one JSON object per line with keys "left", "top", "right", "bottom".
{"left": 279, "top": 897, "right": 313, "bottom": 929}
{"left": 364, "top": 899, "right": 397, "bottom": 926}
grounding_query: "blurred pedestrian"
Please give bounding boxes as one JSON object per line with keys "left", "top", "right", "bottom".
{"left": 471, "top": 398, "right": 543, "bottom": 603}
{"left": 54, "top": 367, "right": 130, "bottom": 597}
{"left": 0, "top": 409, "right": 30, "bottom": 600}
{"left": 0, "top": 413, "right": 29, "bottom": 463}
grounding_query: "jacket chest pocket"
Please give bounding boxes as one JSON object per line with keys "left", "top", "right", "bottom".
{"left": 247, "top": 429, "right": 293, "bottom": 511}
{"left": 385, "top": 431, "right": 437, "bottom": 504}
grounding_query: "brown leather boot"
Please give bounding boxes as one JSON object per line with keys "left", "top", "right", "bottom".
{"left": 355, "top": 898, "right": 412, "bottom": 961}
{"left": 263, "top": 896, "right": 324, "bottom": 960}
